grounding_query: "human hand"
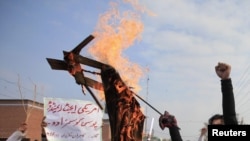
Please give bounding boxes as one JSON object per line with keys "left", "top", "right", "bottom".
{"left": 200, "top": 127, "right": 207, "bottom": 136}
{"left": 19, "top": 122, "right": 27, "bottom": 133}
{"left": 41, "top": 116, "right": 47, "bottom": 135}
{"left": 41, "top": 116, "right": 47, "bottom": 127}
{"left": 159, "top": 111, "right": 178, "bottom": 130}
{"left": 215, "top": 62, "right": 231, "bottom": 80}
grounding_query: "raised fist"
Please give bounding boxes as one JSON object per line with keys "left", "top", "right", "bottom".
{"left": 215, "top": 62, "right": 231, "bottom": 80}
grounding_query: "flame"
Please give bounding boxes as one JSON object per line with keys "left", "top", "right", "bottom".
{"left": 86, "top": 1, "right": 155, "bottom": 140}
{"left": 89, "top": 1, "right": 146, "bottom": 93}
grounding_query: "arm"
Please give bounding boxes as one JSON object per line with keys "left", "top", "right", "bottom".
{"left": 169, "top": 126, "right": 183, "bottom": 141}
{"left": 198, "top": 127, "right": 207, "bottom": 141}
{"left": 159, "top": 111, "right": 183, "bottom": 141}
{"left": 41, "top": 116, "right": 48, "bottom": 141}
{"left": 215, "top": 62, "right": 238, "bottom": 125}
{"left": 221, "top": 78, "right": 238, "bottom": 124}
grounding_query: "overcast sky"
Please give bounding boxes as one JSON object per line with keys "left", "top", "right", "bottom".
{"left": 1, "top": 0, "right": 250, "bottom": 140}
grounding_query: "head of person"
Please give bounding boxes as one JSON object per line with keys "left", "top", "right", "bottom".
{"left": 208, "top": 114, "right": 224, "bottom": 125}
{"left": 19, "top": 122, "right": 28, "bottom": 133}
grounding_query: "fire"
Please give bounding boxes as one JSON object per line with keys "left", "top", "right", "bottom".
{"left": 86, "top": 1, "right": 153, "bottom": 140}
{"left": 89, "top": 1, "right": 144, "bottom": 93}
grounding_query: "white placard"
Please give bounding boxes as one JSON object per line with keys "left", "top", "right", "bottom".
{"left": 44, "top": 97, "right": 103, "bottom": 141}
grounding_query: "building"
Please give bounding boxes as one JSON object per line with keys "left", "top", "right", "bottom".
{"left": 0, "top": 99, "right": 44, "bottom": 141}
{"left": 0, "top": 99, "right": 111, "bottom": 141}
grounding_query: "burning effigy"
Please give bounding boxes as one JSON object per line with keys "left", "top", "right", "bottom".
{"left": 47, "top": 34, "right": 146, "bottom": 140}
{"left": 100, "top": 64, "right": 145, "bottom": 141}
{"left": 46, "top": 1, "right": 153, "bottom": 140}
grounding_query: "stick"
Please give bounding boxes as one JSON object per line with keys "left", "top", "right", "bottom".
{"left": 83, "top": 84, "right": 103, "bottom": 110}
{"left": 133, "top": 92, "right": 162, "bottom": 115}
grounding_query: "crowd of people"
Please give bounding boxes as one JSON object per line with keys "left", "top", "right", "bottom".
{"left": 6, "top": 62, "right": 239, "bottom": 141}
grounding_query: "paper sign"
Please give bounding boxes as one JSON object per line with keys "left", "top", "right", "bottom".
{"left": 44, "top": 97, "right": 103, "bottom": 141}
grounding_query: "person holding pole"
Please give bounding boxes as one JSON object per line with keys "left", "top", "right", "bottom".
{"left": 159, "top": 111, "right": 183, "bottom": 141}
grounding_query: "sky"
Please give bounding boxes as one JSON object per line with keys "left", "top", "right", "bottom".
{"left": 1, "top": 0, "right": 250, "bottom": 140}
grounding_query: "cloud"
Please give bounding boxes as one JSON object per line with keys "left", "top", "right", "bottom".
{"left": 137, "top": 0, "right": 250, "bottom": 140}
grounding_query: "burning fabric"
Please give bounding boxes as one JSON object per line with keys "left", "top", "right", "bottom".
{"left": 101, "top": 65, "right": 145, "bottom": 141}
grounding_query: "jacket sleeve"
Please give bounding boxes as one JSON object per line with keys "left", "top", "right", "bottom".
{"left": 169, "top": 126, "right": 183, "bottom": 141}
{"left": 41, "top": 134, "right": 48, "bottom": 141}
{"left": 221, "top": 78, "right": 238, "bottom": 125}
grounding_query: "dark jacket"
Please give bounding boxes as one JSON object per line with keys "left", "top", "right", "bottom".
{"left": 221, "top": 78, "right": 238, "bottom": 125}
{"left": 169, "top": 126, "right": 183, "bottom": 141}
